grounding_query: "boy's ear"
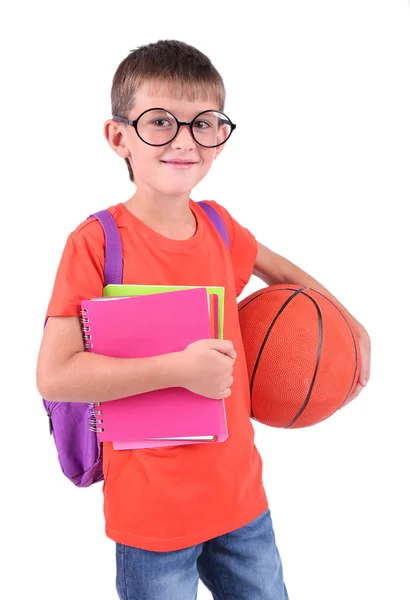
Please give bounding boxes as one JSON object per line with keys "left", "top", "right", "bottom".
{"left": 103, "top": 120, "right": 131, "bottom": 159}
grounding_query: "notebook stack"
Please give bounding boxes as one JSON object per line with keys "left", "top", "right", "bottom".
{"left": 80, "top": 286, "right": 227, "bottom": 450}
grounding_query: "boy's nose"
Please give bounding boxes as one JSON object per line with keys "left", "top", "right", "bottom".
{"left": 170, "top": 124, "right": 196, "bottom": 150}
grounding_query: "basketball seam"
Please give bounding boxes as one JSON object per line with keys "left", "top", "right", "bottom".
{"left": 248, "top": 288, "right": 308, "bottom": 420}
{"left": 307, "top": 290, "right": 360, "bottom": 408}
{"left": 283, "top": 292, "right": 323, "bottom": 428}
{"left": 240, "top": 286, "right": 307, "bottom": 418}
{"left": 238, "top": 285, "right": 304, "bottom": 314}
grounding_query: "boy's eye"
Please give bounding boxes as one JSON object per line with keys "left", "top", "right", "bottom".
{"left": 152, "top": 119, "right": 172, "bottom": 127}
{"left": 193, "top": 120, "right": 211, "bottom": 130}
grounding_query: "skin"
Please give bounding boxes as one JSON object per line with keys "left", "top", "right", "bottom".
{"left": 104, "top": 81, "right": 371, "bottom": 405}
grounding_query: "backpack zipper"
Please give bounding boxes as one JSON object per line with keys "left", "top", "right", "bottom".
{"left": 46, "top": 410, "right": 53, "bottom": 435}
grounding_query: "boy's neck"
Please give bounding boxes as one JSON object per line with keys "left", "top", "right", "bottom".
{"left": 124, "top": 190, "right": 197, "bottom": 241}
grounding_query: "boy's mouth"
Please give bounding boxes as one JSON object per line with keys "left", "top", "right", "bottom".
{"left": 160, "top": 159, "right": 198, "bottom": 169}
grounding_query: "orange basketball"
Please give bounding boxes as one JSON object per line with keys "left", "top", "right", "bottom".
{"left": 238, "top": 285, "right": 361, "bottom": 428}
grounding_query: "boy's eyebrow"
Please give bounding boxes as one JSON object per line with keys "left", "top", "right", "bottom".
{"left": 130, "top": 105, "right": 221, "bottom": 121}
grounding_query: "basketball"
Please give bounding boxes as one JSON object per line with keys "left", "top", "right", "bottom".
{"left": 238, "top": 285, "right": 361, "bottom": 428}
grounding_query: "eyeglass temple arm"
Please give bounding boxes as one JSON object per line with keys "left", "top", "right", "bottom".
{"left": 112, "top": 116, "right": 133, "bottom": 125}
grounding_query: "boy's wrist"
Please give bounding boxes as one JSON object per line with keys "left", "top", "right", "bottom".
{"left": 154, "top": 351, "right": 185, "bottom": 390}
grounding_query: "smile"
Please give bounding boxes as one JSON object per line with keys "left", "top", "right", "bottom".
{"left": 160, "top": 160, "right": 198, "bottom": 169}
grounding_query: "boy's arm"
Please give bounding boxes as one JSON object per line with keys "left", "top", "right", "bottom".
{"left": 36, "top": 317, "right": 236, "bottom": 403}
{"left": 253, "top": 241, "right": 371, "bottom": 402}
{"left": 36, "top": 316, "right": 184, "bottom": 403}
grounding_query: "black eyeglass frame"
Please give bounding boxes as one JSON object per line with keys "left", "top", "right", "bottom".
{"left": 112, "top": 108, "right": 237, "bottom": 148}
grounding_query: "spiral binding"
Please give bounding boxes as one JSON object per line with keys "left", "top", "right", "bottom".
{"left": 80, "top": 308, "right": 93, "bottom": 349}
{"left": 88, "top": 402, "right": 104, "bottom": 433}
{"left": 80, "top": 307, "right": 104, "bottom": 433}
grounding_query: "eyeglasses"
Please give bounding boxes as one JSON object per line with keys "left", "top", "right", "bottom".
{"left": 112, "top": 108, "right": 236, "bottom": 148}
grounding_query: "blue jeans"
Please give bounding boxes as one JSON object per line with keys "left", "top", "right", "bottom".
{"left": 116, "top": 508, "right": 289, "bottom": 599}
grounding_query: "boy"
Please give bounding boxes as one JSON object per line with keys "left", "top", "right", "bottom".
{"left": 36, "top": 40, "right": 370, "bottom": 600}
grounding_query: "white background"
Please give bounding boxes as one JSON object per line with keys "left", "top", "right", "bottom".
{"left": 1, "top": 1, "right": 409, "bottom": 598}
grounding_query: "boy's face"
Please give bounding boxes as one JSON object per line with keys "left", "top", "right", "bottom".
{"left": 106, "top": 82, "right": 226, "bottom": 199}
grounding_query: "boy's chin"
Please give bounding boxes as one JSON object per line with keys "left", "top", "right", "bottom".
{"left": 159, "top": 188, "right": 195, "bottom": 198}
{"left": 154, "top": 181, "right": 201, "bottom": 197}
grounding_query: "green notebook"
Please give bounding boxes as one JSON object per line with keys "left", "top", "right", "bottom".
{"left": 103, "top": 284, "right": 225, "bottom": 339}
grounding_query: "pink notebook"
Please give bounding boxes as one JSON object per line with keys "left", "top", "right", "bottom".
{"left": 80, "top": 288, "right": 228, "bottom": 447}
{"left": 114, "top": 291, "right": 221, "bottom": 450}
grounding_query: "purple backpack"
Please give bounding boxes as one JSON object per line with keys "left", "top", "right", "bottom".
{"left": 43, "top": 202, "right": 230, "bottom": 487}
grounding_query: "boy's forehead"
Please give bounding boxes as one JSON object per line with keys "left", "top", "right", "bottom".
{"left": 131, "top": 80, "right": 220, "bottom": 117}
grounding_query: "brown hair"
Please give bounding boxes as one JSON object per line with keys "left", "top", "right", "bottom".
{"left": 110, "top": 40, "right": 226, "bottom": 182}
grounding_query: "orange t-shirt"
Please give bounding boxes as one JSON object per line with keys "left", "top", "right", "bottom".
{"left": 47, "top": 199, "right": 268, "bottom": 551}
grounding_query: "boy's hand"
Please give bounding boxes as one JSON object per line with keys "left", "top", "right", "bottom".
{"left": 181, "top": 339, "right": 236, "bottom": 399}
{"left": 342, "top": 324, "right": 371, "bottom": 407}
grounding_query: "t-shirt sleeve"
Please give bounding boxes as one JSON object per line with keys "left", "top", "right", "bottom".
{"left": 207, "top": 201, "right": 258, "bottom": 297}
{"left": 46, "top": 220, "right": 106, "bottom": 317}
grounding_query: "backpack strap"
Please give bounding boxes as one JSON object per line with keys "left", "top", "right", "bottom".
{"left": 89, "top": 210, "right": 123, "bottom": 285}
{"left": 197, "top": 201, "right": 230, "bottom": 251}
{"left": 43, "top": 210, "right": 123, "bottom": 329}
